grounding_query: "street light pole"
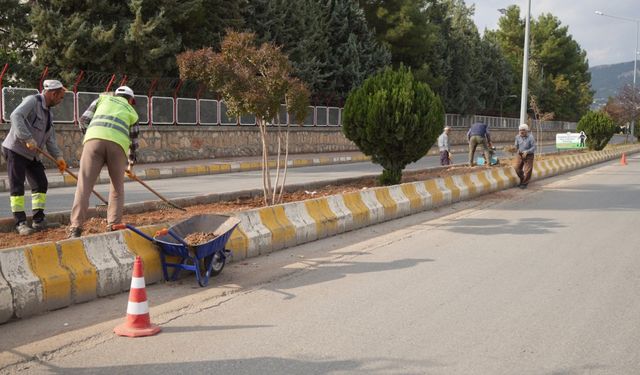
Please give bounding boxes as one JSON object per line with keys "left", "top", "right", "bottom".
{"left": 595, "top": 10, "right": 639, "bottom": 139}
{"left": 520, "top": 0, "right": 532, "bottom": 126}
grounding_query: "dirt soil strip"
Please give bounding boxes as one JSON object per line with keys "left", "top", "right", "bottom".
{"left": 0, "top": 164, "right": 494, "bottom": 250}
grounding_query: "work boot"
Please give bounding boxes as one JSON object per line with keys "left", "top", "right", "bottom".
{"left": 67, "top": 226, "right": 82, "bottom": 238}
{"left": 32, "top": 219, "right": 61, "bottom": 231}
{"left": 16, "top": 222, "right": 35, "bottom": 236}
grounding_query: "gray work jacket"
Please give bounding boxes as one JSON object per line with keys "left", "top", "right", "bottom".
{"left": 1, "top": 94, "right": 62, "bottom": 160}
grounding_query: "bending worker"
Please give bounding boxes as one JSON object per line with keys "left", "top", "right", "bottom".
{"left": 68, "top": 86, "right": 139, "bottom": 238}
{"left": 1, "top": 80, "right": 67, "bottom": 235}
{"left": 467, "top": 122, "right": 492, "bottom": 166}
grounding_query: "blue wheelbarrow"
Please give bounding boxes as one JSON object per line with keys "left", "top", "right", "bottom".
{"left": 115, "top": 214, "right": 240, "bottom": 287}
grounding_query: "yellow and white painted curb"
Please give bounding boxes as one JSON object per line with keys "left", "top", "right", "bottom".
{"left": 0, "top": 145, "right": 637, "bottom": 323}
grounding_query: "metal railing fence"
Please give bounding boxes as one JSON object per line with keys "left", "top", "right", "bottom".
{"left": 1, "top": 87, "right": 576, "bottom": 131}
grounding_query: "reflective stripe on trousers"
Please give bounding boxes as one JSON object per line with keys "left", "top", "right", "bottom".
{"left": 10, "top": 195, "right": 25, "bottom": 213}
{"left": 32, "top": 192, "right": 46, "bottom": 210}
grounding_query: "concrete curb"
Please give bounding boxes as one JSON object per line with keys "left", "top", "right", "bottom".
{"left": 0, "top": 145, "right": 638, "bottom": 324}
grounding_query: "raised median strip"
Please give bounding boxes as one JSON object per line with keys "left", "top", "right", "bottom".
{"left": 1, "top": 142, "right": 546, "bottom": 192}
{"left": 0, "top": 145, "right": 637, "bottom": 324}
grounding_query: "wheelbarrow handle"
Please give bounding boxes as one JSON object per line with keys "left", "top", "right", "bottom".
{"left": 154, "top": 228, "right": 169, "bottom": 237}
{"left": 114, "top": 223, "right": 156, "bottom": 242}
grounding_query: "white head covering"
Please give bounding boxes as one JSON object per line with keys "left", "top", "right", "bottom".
{"left": 43, "top": 79, "right": 66, "bottom": 91}
{"left": 518, "top": 124, "right": 529, "bottom": 131}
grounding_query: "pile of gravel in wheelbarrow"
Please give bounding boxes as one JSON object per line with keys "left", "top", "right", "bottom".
{"left": 184, "top": 232, "right": 218, "bottom": 246}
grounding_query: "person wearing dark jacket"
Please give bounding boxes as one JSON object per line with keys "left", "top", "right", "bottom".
{"left": 466, "top": 122, "right": 492, "bottom": 166}
{"left": 1, "top": 80, "right": 67, "bottom": 235}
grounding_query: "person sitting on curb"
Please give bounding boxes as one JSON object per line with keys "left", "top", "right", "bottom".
{"left": 514, "top": 124, "right": 537, "bottom": 189}
{"left": 467, "top": 122, "right": 492, "bottom": 166}
{"left": 1, "top": 80, "right": 68, "bottom": 235}
{"left": 437, "top": 126, "right": 452, "bottom": 166}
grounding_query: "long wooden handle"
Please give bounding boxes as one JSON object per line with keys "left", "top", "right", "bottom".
{"left": 34, "top": 146, "right": 109, "bottom": 204}
{"left": 126, "top": 172, "right": 186, "bottom": 211}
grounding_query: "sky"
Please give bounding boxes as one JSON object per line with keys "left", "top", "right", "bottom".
{"left": 472, "top": 0, "right": 639, "bottom": 67}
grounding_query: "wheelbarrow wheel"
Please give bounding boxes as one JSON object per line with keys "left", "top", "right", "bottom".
{"left": 209, "top": 251, "right": 226, "bottom": 276}
{"left": 196, "top": 263, "right": 211, "bottom": 287}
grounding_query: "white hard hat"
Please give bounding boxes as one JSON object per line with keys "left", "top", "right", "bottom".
{"left": 518, "top": 124, "right": 529, "bottom": 131}
{"left": 115, "top": 86, "right": 135, "bottom": 103}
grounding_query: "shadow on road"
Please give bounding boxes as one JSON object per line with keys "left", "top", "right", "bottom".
{"left": 159, "top": 324, "right": 273, "bottom": 334}
{"left": 17, "top": 355, "right": 445, "bottom": 375}
{"left": 442, "top": 217, "right": 565, "bottom": 235}
{"left": 265, "top": 258, "right": 434, "bottom": 300}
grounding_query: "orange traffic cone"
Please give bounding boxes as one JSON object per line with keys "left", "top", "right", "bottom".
{"left": 114, "top": 256, "right": 161, "bottom": 337}
{"left": 621, "top": 153, "right": 628, "bottom": 166}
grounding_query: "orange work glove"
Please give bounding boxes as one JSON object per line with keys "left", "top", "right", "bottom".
{"left": 56, "top": 158, "right": 67, "bottom": 173}
{"left": 125, "top": 164, "right": 135, "bottom": 178}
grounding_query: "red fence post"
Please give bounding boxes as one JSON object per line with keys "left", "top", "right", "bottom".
{"left": 105, "top": 74, "right": 116, "bottom": 92}
{"left": 72, "top": 70, "right": 86, "bottom": 126}
{"left": 147, "top": 79, "right": 158, "bottom": 128}
{"left": 0, "top": 64, "right": 8, "bottom": 123}
{"left": 38, "top": 66, "right": 49, "bottom": 92}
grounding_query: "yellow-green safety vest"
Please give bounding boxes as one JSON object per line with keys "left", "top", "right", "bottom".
{"left": 84, "top": 95, "right": 138, "bottom": 156}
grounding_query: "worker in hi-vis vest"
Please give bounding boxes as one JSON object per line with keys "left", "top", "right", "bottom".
{"left": 1, "top": 79, "right": 68, "bottom": 235}
{"left": 68, "top": 86, "right": 140, "bottom": 238}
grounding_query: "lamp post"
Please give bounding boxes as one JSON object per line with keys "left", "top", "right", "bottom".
{"left": 595, "top": 10, "right": 639, "bottom": 138}
{"left": 520, "top": 0, "right": 532, "bottom": 126}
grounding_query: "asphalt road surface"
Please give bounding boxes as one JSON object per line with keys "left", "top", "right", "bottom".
{"left": 2, "top": 153, "right": 638, "bottom": 374}
{"left": 0, "top": 144, "right": 563, "bottom": 218}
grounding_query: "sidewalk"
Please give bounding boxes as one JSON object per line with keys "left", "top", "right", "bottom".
{"left": 0, "top": 142, "right": 552, "bottom": 192}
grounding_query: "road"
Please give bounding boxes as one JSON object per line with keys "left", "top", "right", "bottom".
{"left": 2, "top": 153, "right": 638, "bottom": 374}
{"left": 0, "top": 144, "right": 563, "bottom": 217}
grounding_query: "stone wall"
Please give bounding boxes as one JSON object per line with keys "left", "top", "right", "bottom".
{"left": 0, "top": 125, "right": 558, "bottom": 170}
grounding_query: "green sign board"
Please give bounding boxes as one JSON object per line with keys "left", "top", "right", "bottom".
{"left": 556, "top": 132, "right": 587, "bottom": 150}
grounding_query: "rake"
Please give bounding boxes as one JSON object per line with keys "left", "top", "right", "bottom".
{"left": 34, "top": 146, "right": 109, "bottom": 213}
{"left": 125, "top": 170, "right": 186, "bottom": 211}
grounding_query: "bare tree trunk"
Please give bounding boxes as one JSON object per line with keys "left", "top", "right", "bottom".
{"left": 276, "top": 126, "right": 290, "bottom": 204}
{"left": 257, "top": 118, "right": 270, "bottom": 205}
{"left": 272, "top": 127, "right": 282, "bottom": 205}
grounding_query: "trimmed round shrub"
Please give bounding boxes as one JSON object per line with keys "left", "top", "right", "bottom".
{"left": 342, "top": 66, "right": 445, "bottom": 185}
{"left": 576, "top": 111, "right": 616, "bottom": 151}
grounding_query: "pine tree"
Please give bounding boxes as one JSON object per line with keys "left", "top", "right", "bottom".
{"left": 358, "top": 0, "right": 447, "bottom": 92}
{"left": 29, "top": 0, "right": 246, "bottom": 81}
{"left": 0, "top": 0, "right": 36, "bottom": 84}
{"left": 324, "top": 0, "right": 390, "bottom": 100}
{"left": 494, "top": 6, "right": 592, "bottom": 121}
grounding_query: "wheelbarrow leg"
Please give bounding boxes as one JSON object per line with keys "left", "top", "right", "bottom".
{"left": 159, "top": 252, "right": 170, "bottom": 281}
{"left": 169, "top": 258, "right": 188, "bottom": 281}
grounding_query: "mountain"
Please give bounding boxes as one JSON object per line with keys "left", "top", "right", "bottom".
{"left": 589, "top": 61, "right": 637, "bottom": 108}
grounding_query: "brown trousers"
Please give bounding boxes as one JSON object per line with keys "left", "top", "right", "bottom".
{"left": 70, "top": 139, "right": 127, "bottom": 228}
{"left": 468, "top": 135, "right": 490, "bottom": 165}
{"left": 515, "top": 152, "right": 535, "bottom": 185}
